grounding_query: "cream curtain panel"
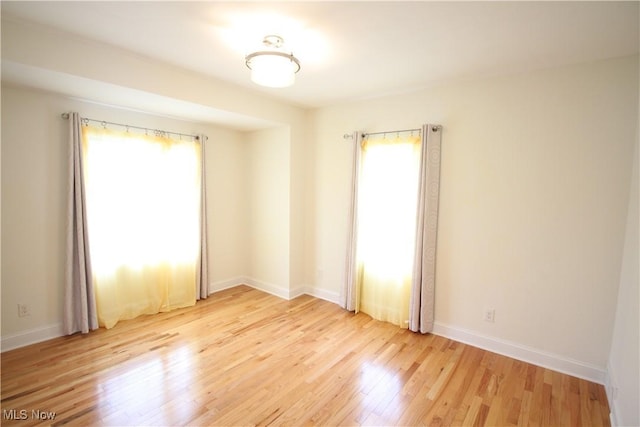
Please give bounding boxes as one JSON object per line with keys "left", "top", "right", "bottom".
{"left": 64, "top": 113, "right": 98, "bottom": 335}
{"left": 197, "top": 134, "right": 209, "bottom": 300}
{"left": 64, "top": 114, "right": 209, "bottom": 332}
{"left": 343, "top": 124, "right": 442, "bottom": 333}
{"left": 342, "top": 131, "right": 362, "bottom": 311}
{"left": 408, "top": 125, "right": 442, "bottom": 333}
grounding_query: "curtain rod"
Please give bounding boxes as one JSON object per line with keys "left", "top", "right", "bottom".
{"left": 362, "top": 128, "right": 421, "bottom": 138}
{"left": 61, "top": 113, "right": 205, "bottom": 141}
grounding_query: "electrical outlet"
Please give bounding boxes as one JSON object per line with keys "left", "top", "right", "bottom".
{"left": 17, "top": 304, "right": 30, "bottom": 317}
{"left": 484, "top": 308, "right": 495, "bottom": 323}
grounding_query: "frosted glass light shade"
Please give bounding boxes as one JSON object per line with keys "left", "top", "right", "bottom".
{"left": 245, "top": 51, "right": 300, "bottom": 88}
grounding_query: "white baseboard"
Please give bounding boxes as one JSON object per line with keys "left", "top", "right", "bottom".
{"left": 302, "top": 286, "right": 341, "bottom": 305}
{"left": 242, "top": 277, "right": 291, "bottom": 300}
{"left": 289, "top": 285, "right": 308, "bottom": 300}
{"left": 211, "top": 278, "right": 340, "bottom": 306}
{"left": 604, "top": 361, "right": 621, "bottom": 427}
{"left": 432, "top": 322, "right": 607, "bottom": 385}
{"left": 209, "top": 277, "right": 247, "bottom": 294}
{"left": 609, "top": 411, "right": 618, "bottom": 427}
{"left": 1, "top": 323, "right": 64, "bottom": 352}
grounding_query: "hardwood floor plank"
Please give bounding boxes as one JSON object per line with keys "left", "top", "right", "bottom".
{"left": 462, "top": 395, "right": 484, "bottom": 426}
{"left": 1, "top": 286, "right": 610, "bottom": 426}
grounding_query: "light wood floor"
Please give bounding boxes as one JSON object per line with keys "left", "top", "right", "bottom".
{"left": 1, "top": 285, "right": 610, "bottom": 426}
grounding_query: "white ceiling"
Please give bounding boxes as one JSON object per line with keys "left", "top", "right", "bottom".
{"left": 2, "top": 1, "right": 639, "bottom": 109}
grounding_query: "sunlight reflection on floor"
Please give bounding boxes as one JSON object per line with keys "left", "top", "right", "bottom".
{"left": 359, "top": 361, "right": 402, "bottom": 415}
{"left": 97, "top": 344, "right": 196, "bottom": 424}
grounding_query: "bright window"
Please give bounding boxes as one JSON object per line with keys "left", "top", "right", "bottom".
{"left": 356, "top": 135, "right": 421, "bottom": 326}
{"left": 82, "top": 126, "right": 201, "bottom": 328}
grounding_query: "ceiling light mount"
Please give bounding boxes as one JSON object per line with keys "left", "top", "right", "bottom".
{"left": 245, "top": 35, "right": 301, "bottom": 88}
{"left": 262, "top": 34, "right": 284, "bottom": 49}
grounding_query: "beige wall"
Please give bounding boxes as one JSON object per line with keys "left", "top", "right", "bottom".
{"left": 246, "top": 127, "right": 291, "bottom": 290}
{"left": 206, "top": 123, "right": 250, "bottom": 284}
{"left": 0, "top": 84, "right": 249, "bottom": 337}
{"left": 607, "top": 128, "right": 639, "bottom": 426}
{"left": 308, "top": 55, "right": 639, "bottom": 370}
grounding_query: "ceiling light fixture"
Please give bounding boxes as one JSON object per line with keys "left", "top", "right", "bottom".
{"left": 245, "top": 35, "right": 301, "bottom": 88}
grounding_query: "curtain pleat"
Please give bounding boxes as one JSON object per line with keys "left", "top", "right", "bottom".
{"left": 409, "top": 124, "right": 442, "bottom": 333}
{"left": 197, "top": 135, "right": 209, "bottom": 300}
{"left": 64, "top": 112, "right": 98, "bottom": 335}
{"left": 342, "top": 131, "right": 362, "bottom": 311}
